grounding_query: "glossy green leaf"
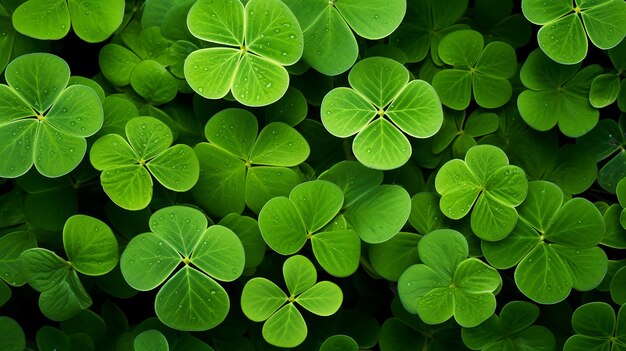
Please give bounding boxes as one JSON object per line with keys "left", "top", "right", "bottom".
{"left": 147, "top": 144, "right": 200, "bottom": 192}
{"left": 120, "top": 233, "right": 181, "bottom": 291}
{"left": 38, "top": 269, "right": 92, "bottom": 321}
{"left": 187, "top": 0, "right": 244, "bottom": 46}
{"left": 321, "top": 87, "right": 376, "bottom": 138}
{"left": 258, "top": 196, "right": 307, "bottom": 254}
{"left": 0, "top": 316, "right": 25, "bottom": 351}
{"left": 283, "top": 254, "right": 317, "bottom": 296}
{"left": 231, "top": 53, "right": 289, "bottom": 107}
{"left": 190, "top": 225, "right": 245, "bottom": 282}
{"left": 289, "top": 180, "right": 343, "bottom": 233}
{"left": 149, "top": 206, "right": 207, "bottom": 257}
{"left": 386, "top": 80, "right": 444, "bottom": 138}
{"left": 241, "top": 277, "right": 288, "bottom": 322}
{"left": 320, "top": 335, "right": 359, "bottom": 351}
{"left": 249, "top": 122, "right": 310, "bottom": 166}
{"left": 335, "top": 0, "right": 405, "bottom": 40}
{"left": 45, "top": 85, "right": 103, "bottom": 137}
{"left": 130, "top": 60, "right": 178, "bottom": 105}
{"left": 0, "top": 231, "right": 37, "bottom": 286}
{"left": 134, "top": 330, "right": 168, "bottom": 351}
{"left": 12, "top": 0, "right": 70, "bottom": 41}
{"left": 347, "top": 57, "right": 409, "bottom": 108}
{"left": 262, "top": 303, "right": 307, "bottom": 348}
{"left": 369, "top": 232, "right": 421, "bottom": 281}
{"left": 63, "top": 215, "right": 118, "bottom": 276}
{"left": 99, "top": 44, "right": 141, "bottom": 86}
{"left": 352, "top": 118, "right": 411, "bottom": 170}
{"left": 100, "top": 165, "right": 153, "bottom": 210}
{"left": 184, "top": 48, "right": 241, "bottom": 100}
{"left": 311, "top": 230, "right": 360, "bottom": 277}
{"left": 204, "top": 108, "right": 258, "bottom": 160}
{"left": 68, "top": 0, "right": 124, "bottom": 43}
{"left": 295, "top": 280, "right": 342, "bottom": 316}
{"left": 155, "top": 266, "right": 230, "bottom": 331}
{"left": 125, "top": 116, "right": 173, "bottom": 161}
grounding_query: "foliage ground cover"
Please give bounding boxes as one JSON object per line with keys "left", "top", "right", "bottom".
{"left": 1, "top": 0, "right": 626, "bottom": 350}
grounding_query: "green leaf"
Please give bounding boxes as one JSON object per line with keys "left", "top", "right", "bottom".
{"left": 514, "top": 243, "right": 572, "bottom": 304}
{"left": 452, "top": 291, "right": 497, "bottom": 328}
{"left": 369, "top": 232, "right": 421, "bottom": 281}
{"left": 68, "top": 0, "right": 124, "bottom": 43}
{"left": 63, "top": 215, "right": 118, "bottom": 276}
{"left": 545, "top": 198, "right": 605, "bottom": 247}
{"left": 5, "top": 52, "right": 69, "bottom": 112}
{"left": 20, "top": 248, "right": 68, "bottom": 292}
{"left": 0, "top": 316, "right": 25, "bottom": 351}
{"left": 590, "top": 74, "right": 621, "bottom": 108}
{"left": 436, "top": 159, "right": 481, "bottom": 220}
{"left": 190, "top": 225, "right": 245, "bottom": 282}
{"left": 572, "top": 302, "right": 615, "bottom": 337}
{"left": 241, "top": 277, "right": 288, "bottom": 322}
{"left": 311, "top": 230, "right": 361, "bottom": 277}
{"left": 611, "top": 266, "right": 626, "bottom": 305}
{"left": 192, "top": 143, "right": 246, "bottom": 217}
{"left": 12, "top": 0, "right": 70, "bottom": 40}
{"left": 438, "top": 30, "right": 484, "bottom": 66}
{"left": 386, "top": 80, "right": 444, "bottom": 138}
{"left": 521, "top": 0, "right": 571, "bottom": 24}
{"left": 0, "top": 119, "right": 38, "bottom": 178}
{"left": 245, "top": 166, "right": 301, "bottom": 213}
{"left": 33, "top": 123, "right": 86, "bottom": 177}
{"left": 348, "top": 57, "right": 409, "bottom": 108}
{"left": 120, "top": 233, "right": 181, "bottom": 291}
{"left": 289, "top": 180, "right": 343, "bottom": 233}
{"left": 130, "top": 60, "right": 178, "bottom": 105}
{"left": 245, "top": 0, "right": 303, "bottom": 65}
{"left": 90, "top": 134, "right": 138, "bottom": 170}
{"left": 283, "top": 255, "right": 317, "bottom": 296}
{"left": 155, "top": 266, "right": 230, "bottom": 331}
{"left": 335, "top": 0, "right": 405, "bottom": 40}
{"left": 38, "top": 269, "right": 91, "bottom": 321}
{"left": 149, "top": 206, "right": 207, "bottom": 257}
{"left": 321, "top": 87, "right": 376, "bottom": 138}
{"left": 432, "top": 69, "right": 473, "bottom": 110}
{"left": 258, "top": 196, "right": 307, "bottom": 254}
{"left": 134, "top": 330, "right": 169, "bottom": 351}
{"left": 45, "top": 84, "right": 103, "bottom": 137}
{"left": 581, "top": 0, "right": 626, "bottom": 50}
{"left": 204, "top": 108, "right": 258, "bottom": 160}
{"left": 352, "top": 117, "right": 411, "bottom": 170}
{"left": 0, "top": 84, "right": 35, "bottom": 122}
{"left": 249, "top": 122, "right": 310, "bottom": 166}
{"left": 101, "top": 165, "right": 153, "bottom": 210}
{"left": 419, "top": 229, "right": 468, "bottom": 279}
{"left": 554, "top": 245, "right": 607, "bottom": 291}
{"left": 126, "top": 117, "right": 173, "bottom": 161}
{"left": 99, "top": 44, "right": 141, "bottom": 86}
{"left": 187, "top": 0, "right": 244, "bottom": 46}
{"left": 147, "top": 144, "right": 200, "bottom": 192}
{"left": 184, "top": 48, "right": 241, "bottom": 100}
{"left": 537, "top": 13, "right": 587, "bottom": 64}
{"left": 300, "top": 6, "right": 358, "bottom": 76}
{"left": 343, "top": 184, "right": 411, "bottom": 243}
{"left": 320, "top": 335, "right": 359, "bottom": 351}
{"left": 262, "top": 303, "right": 307, "bottom": 348}
{"left": 0, "top": 232, "right": 36, "bottom": 287}
{"left": 231, "top": 53, "right": 289, "bottom": 107}
{"left": 295, "top": 281, "right": 343, "bottom": 316}
{"left": 218, "top": 213, "right": 266, "bottom": 269}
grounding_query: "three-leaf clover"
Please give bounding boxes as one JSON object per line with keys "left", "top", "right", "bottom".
{"left": 259, "top": 180, "right": 361, "bottom": 277}
{"left": 90, "top": 116, "right": 200, "bottom": 211}
{"left": 522, "top": 0, "right": 626, "bottom": 64}
{"left": 518, "top": 49, "right": 602, "bottom": 138}
{"left": 19, "top": 215, "right": 119, "bottom": 321}
{"left": 184, "top": 0, "right": 303, "bottom": 106}
{"left": 398, "top": 229, "right": 502, "bottom": 328}
{"left": 0, "top": 53, "right": 103, "bottom": 178}
{"left": 482, "top": 180, "right": 607, "bottom": 304}
{"left": 461, "top": 301, "right": 556, "bottom": 351}
{"left": 435, "top": 144, "right": 528, "bottom": 241}
{"left": 120, "top": 205, "right": 245, "bottom": 331}
{"left": 11, "top": 0, "right": 125, "bottom": 43}
{"left": 432, "top": 29, "right": 517, "bottom": 110}
{"left": 564, "top": 302, "right": 626, "bottom": 351}
{"left": 241, "top": 255, "right": 343, "bottom": 348}
{"left": 192, "top": 108, "right": 310, "bottom": 217}
{"left": 282, "top": 0, "right": 406, "bottom": 75}
{"left": 321, "top": 57, "right": 444, "bottom": 170}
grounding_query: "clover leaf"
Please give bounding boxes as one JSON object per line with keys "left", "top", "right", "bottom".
{"left": 134, "top": 330, "right": 168, "bottom": 351}
{"left": 617, "top": 177, "right": 626, "bottom": 230}
{"left": 19, "top": 215, "right": 118, "bottom": 321}
{"left": 98, "top": 20, "right": 194, "bottom": 105}
{"left": 185, "top": 0, "right": 303, "bottom": 107}
{"left": 472, "top": 0, "right": 532, "bottom": 48}
{"left": 461, "top": 301, "right": 556, "bottom": 351}
{"left": 11, "top": 0, "right": 125, "bottom": 43}
{"left": 564, "top": 302, "right": 626, "bottom": 351}
{"left": 435, "top": 144, "right": 528, "bottom": 241}
{"left": 318, "top": 161, "right": 412, "bottom": 244}
{"left": 282, "top": 0, "right": 406, "bottom": 75}
{"left": 259, "top": 180, "right": 360, "bottom": 277}
{"left": 577, "top": 117, "right": 626, "bottom": 192}
{"left": 90, "top": 116, "right": 200, "bottom": 211}
{"left": 390, "top": 0, "right": 469, "bottom": 64}
{"left": 0, "top": 231, "right": 37, "bottom": 287}
{"left": 241, "top": 255, "right": 343, "bottom": 348}
{"left": 321, "top": 57, "right": 443, "bottom": 170}
{"left": 0, "top": 53, "right": 103, "bottom": 178}
{"left": 398, "top": 229, "right": 501, "bottom": 328}
{"left": 432, "top": 30, "right": 517, "bottom": 110}
{"left": 192, "top": 108, "right": 309, "bottom": 217}
{"left": 0, "top": 317, "right": 25, "bottom": 351}
{"left": 482, "top": 180, "right": 607, "bottom": 304}
{"left": 522, "top": 0, "right": 626, "bottom": 64}
{"left": 589, "top": 40, "right": 626, "bottom": 109}
{"left": 518, "top": 49, "right": 601, "bottom": 138}
{"left": 120, "top": 205, "right": 245, "bottom": 331}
